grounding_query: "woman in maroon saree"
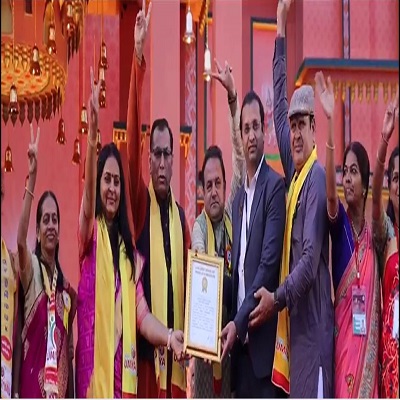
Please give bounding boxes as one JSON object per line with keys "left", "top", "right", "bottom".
{"left": 14, "top": 125, "right": 76, "bottom": 398}
{"left": 372, "top": 95, "right": 399, "bottom": 398}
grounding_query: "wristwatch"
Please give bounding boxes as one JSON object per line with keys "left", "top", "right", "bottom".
{"left": 167, "top": 328, "right": 173, "bottom": 351}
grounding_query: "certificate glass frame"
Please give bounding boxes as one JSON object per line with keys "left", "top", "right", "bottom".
{"left": 183, "top": 250, "right": 224, "bottom": 362}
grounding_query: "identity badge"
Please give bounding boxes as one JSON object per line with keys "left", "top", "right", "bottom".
{"left": 352, "top": 285, "right": 367, "bottom": 336}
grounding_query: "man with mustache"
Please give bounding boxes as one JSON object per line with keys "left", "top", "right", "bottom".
{"left": 190, "top": 60, "right": 245, "bottom": 398}
{"left": 219, "top": 86, "right": 287, "bottom": 395}
{"left": 126, "top": 1, "right": 190, "bottom": 397}
{"left": 247, "top": 0, "right": 334, "bottom": 398}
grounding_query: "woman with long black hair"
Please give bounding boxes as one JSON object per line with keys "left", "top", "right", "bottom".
{"left": 16, "top": 125, "right": 76, "bottom": 398}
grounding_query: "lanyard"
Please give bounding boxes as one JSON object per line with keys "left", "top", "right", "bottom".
{"left": 348, "top": 214, "right": 364, "bottom": 287}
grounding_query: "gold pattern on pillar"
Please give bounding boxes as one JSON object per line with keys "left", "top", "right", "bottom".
{"left": 203, "top": 7, "right": 211, "bottom": 82}
{"left": 79, "top": 2, "right": 88, "bottom": 135}
{"left": 30, "top": 1, "right": 41, "bottom": 76}
{"left": 8, "top": 0, "right": 18, "bottom": 126}
{"left": 183, "top": 1, "right": 195, "bottom": 45}
{"left": 98, "top": 0, "right": 108, "bottom": 70}
{"left": 98, "top": 0, "right": 107, "bottom": 108}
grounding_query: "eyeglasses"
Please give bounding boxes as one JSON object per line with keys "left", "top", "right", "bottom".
{"left": 243, "top": 120, "right": 261, "bottom": 135}
{"left": 151, "top": 148, "right": 173, "bottom": 160}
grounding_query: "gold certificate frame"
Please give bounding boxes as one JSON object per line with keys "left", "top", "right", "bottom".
{"left": 183, "top": 250, "right": 224, "bottom": 362}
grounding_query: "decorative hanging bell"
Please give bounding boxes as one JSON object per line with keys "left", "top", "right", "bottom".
{"left": 29, "top": 45, "right": 41, "bottom": 76}
{"left": 9, "top": 84, "right": 19, "bottom": 116}
{"left": 4, "top": 145, "right": 14, "bottom": 173}
{"left": 47, "top": 24, "right": 57, "bottom": 55}
{"left": 98, "top": 41, "right": 108, "bottom": 70}
{"left": 72, "top": 137, "right": 81, "bottom": 165}
{"left": 56, "top": 118, "right": 66, "bottom": 144}
{"left": 98, "top": 67, "right": 106, "bottom": 109}
{"left": 203, "top": 46, "right": 212, "bottom": 82}
{"left": 183, "top": 6, "right": 195, "bottom": 44}
{"left": 65, "top": 0, "right": 75, "bottom": 38}
{"left": 79, "top": 105, "right": 88, "bottom": 135}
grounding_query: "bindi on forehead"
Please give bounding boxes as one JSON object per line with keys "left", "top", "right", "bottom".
{"left": 103, "top": 171, "right": 120, "bottom": 179}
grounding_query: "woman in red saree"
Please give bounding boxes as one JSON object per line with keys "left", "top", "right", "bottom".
{"left": 14, "top": 125, "right": 76, "bottom": 398}
{"left": 316, "top": 72, "right": 380, "bottom": 398}
{"left": 372, "top": 95, "right": 399, "bottom": 398}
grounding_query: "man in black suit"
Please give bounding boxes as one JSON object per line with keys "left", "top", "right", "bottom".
{"left": 220, "top": 91, "right": 286, "bottom": 398}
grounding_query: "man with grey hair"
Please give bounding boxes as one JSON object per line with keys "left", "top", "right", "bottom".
{"left": 247, "top": 0, "right": 333, "bottom": 398}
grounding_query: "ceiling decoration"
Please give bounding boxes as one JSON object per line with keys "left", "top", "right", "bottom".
{"left": 1, "top": 0, "right": 89, "bottom": 127}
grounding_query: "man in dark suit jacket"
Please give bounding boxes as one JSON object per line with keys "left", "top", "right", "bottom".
{"left": 220, "top": 91, "right": 286, "bottom": 398}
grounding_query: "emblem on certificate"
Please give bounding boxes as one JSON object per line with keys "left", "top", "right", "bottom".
{"left": 183, "top": 250, "right": 224, "bottom": 362}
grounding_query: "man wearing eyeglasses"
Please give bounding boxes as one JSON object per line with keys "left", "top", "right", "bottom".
{"left": 125, "top": 2, "right": 190, "bottom": 398}
{"left": 219, "top": 88, "right": 287, "bottom": 398}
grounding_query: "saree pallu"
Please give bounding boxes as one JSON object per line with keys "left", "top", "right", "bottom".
{"left": 19, "top": 289, "right": 71, "bottom": 398}
{"left": 334, "top": 225, "right": 380, "bottom": 398}
{"left": 380, "top": 224, "right": 399, "bottom": 399}
{"left": 76, "top": 221, "right": 144, "bottom": 398}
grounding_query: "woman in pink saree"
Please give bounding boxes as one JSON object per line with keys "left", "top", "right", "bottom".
{"left": 316, "top": 72, "right": 380, "bottom": 398}
{"left": 75, "top": 42, "right": 184, "bottom": 398}
{"left": 15, "top": 125, "right": 76, "bottom": 398}
{"left": 372, "top": 95, "right": 399, "bottom": 398}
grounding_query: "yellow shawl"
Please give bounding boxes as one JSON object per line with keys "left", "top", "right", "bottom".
{"left": 204, "top": 210, "right": 232, "bottom": 393}
{"left": 272, "top": 147, "right": 317, "bottom": 394}
{"left": 90, "top": 218, "right": 137, "bottom": 398}
{"left": 149, "top": 181, "right": 186, "bottom": 394}
{"left": 1, "top": 238, "right": 16, "bottom": 399}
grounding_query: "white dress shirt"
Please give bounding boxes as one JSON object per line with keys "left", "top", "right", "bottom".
{"left": 237, "top": 157, "right": 264, "bottom": 314}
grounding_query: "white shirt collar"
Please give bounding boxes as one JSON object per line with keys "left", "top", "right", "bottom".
{"left": 245, "top": 156, "right": 264, "bottom": 192}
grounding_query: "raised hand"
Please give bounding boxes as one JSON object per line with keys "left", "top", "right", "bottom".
{"left": 211, "top": 59, "right": 236, "bottom": 99}
{"left": 315, "top": 71, "right": 334, "bottom": 120}
{"left": 28, "top": 124, "right": 40, "bottom": 176}
{"left": 134, "top": 0, "right": 152, "bottom": 46}
{"left": 382, "top": 85, "right": 399, "bottom": 141}
{"left": 89, "top": 66, "right": 100, "bottom": 132}
{"left": 277, "top": 0, "right": 294, "bottom": 15}
{"left": 277, "top": 0, "right": 294, "bottom": 33}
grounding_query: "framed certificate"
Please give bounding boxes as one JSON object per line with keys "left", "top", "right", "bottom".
{"left": 183, "top": 250, "right": 224, "bottom": 362}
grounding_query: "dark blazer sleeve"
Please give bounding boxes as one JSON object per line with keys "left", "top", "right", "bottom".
{"left": 276, "top": 166, "right": 327, "bottom": 311}
{"left": 234, "top": 176, "right": 286, "bottom": 342}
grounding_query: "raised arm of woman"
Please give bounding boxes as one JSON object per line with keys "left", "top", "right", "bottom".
{"left": 315, "top": 71, "right": 338, "bottom": 220}
{"left": 17, "top": 125, "right": 40, "bottom": 291}
{"left": 79, "top": 68, "right": 100, "bottom": 256}
{"left": 372, "top": 92, "right": 398, "bottom": 238}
